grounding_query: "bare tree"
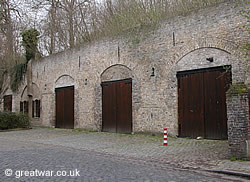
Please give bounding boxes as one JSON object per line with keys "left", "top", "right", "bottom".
{"left": 0, "top": 0, "right": 227, "bottom": 59}
{"left": 0, "top": 0, "right": 14, "bottom": 69}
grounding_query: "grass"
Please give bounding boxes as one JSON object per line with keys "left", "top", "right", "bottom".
{"left": 72, "top": 128, "right": 98, "bottom": 134}
{"left": 230, "top": 157, "right": 247, "bottom": 162}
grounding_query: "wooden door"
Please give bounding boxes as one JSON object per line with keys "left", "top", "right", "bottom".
{"left": 56, "top": 86, "right": 74, "bottom": 129}
{"left": 177, "top": 66, "right": 230, "bottom": 139}
{"left": 3, "top": 95, "right": 12, "bottom": 112}
{"left": 102, "top": 82, "right": 117, "bottom": 132}
{"left": 204, "top": 71, "right": 228, "bottom": 139}
{"left": 178, "top": 73, "right": 204, "bottom": 138}
{"left": 56, "top": 88, "right": 64, "bottom": 128}
{"left": 116, "top": 80, "right": 132, "bottom": 134}
{"left": 102, "top": 79, "right": 132, "bottom": 134}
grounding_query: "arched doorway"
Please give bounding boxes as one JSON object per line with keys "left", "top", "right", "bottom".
{"left": 176, "top": 48, "right": 232, "bottom": 139}
{"left": 55, "top": 75, "right": 75, "bottom": 129}
{"left": 101, "top": 65, "right": 133, "bottom": 134}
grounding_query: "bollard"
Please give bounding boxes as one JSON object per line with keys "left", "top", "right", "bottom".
{"left": 163, "top": 128, "right": 168, "bottom": 146}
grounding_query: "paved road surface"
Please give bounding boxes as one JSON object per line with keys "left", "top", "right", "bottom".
{"left": 0, "top": 128, "right": 247, "bottom": 181}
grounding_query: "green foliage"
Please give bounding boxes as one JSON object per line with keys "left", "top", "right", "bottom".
{"left": 21, "top": 28, "right": 40, "bottom": 62}
{"left": 0, "top": 71, "right": 4, "bottom": 92}
{"left": 242, "top": 42, "right": 250, "bottom": 51}
{"left": 230, "top": 157, "right": 238, "bottom": 161}
{"left": 230, "top": 157, "right": 246, "bottom": 162}
{"left": 227, "top": 82, "right": 248, "bottom": 95}
{"left": 10, "top": 63, "right": 26, "bottom": 92}
{"left": 0, "top": 112, "right": 30, "bottom": 130}
{"left": 9, "top": 28, "right": 39, "bottom": 92}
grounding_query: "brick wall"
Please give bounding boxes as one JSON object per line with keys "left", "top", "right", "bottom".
{"left": 227, "top": 84, "right": 249, "bottom": 158}
{"left": 248, "top": 90, "right": 250, "bottom": 140}
{"left": 0, "top": 1, "right": 248, "bottom": 138}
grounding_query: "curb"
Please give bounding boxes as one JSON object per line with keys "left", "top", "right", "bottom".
{"left": 0, "top": 128, "right": 32, "bottom": 132}
{"left": 206, "top": 169, "right": 250, "bottom": 180}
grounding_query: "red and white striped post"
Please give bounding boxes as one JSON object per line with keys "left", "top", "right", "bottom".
{"left": 163, "top": 128, "right": 168, "bottom": 146}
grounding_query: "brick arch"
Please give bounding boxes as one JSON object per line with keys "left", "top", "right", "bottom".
{"left": 176, "top": 47, "right": 232, "bottom": 72}
{"left": 162, "top": 36, "right": 246, "bottom": 84}
{"left": 162, "top": 37, "right": 245, "bottom": 136}
{"left": 177, "top": 38, "right": 246, "bottom": 83}
{"left": 55, "top": 74, "right": 75, "bottom": 88}
{"left": 94, "top": 63, "right": 141, "bottom": 132}
{"left": 20, "top": 83, "right": 41, "bottom": 100}
{"left": 100, "top": 64, "right": 133, "bottom": 82}
{"left": 172, "top": 37, "right": 242, "bottom": 65}
{"left": 54, "top": 74, "right": 77, "bottom": 127}
{"left": 101, "top": 64, "right": 132, "bottom": 75}
{"left": 177, "top": 47, "right": 231, "bottom": 65}
{"left": 95, "top": 59, "right": 138, "bottom": 82}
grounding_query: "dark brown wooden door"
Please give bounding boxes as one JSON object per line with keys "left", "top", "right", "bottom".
{"left": 102, "top": 79, "right": 132, "bottom": 134}
{"left": 102, "top": 82, "right": 117, "bottom": 132}
{"left": 178, "top": 66, "right": 230, "bottom": 139}
{"left": 204, "top": 71, "right": 227, "bottom": 139}
{"left": 56, "top": 86, "right": 74, "bottom": 129}
{"left": 4, "top": 95, "right": 12, "bottom": 112}
{"left": 56, "top": 89, "right": 64, "bottom": 128}
{"left": 116, "top": 81, "right": 132, "bottom": 133}
{"left": 178, "top": 73, "right": 204, "bottom": 138}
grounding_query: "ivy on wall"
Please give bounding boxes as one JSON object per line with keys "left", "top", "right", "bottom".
{"left": 10, "top": 63, "right": 26, "bottom": 92}
{"left": 0, "top": 71, "right": 4, "bottom": 93}
{"left": 9, "top": 28, "right": 40, "bottom": 92}
{"left": 21, "top": 28, "right": 40, "bottom": 62}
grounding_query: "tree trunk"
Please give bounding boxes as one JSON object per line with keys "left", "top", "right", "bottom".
{"left": 68, "top": 0, "right": 75, "bottom": 48}
{"left": 49, "top": 0, "right": 56, "bottom": 54}
{"left": 5, "top": 0, "right": 14, "bottom": 68}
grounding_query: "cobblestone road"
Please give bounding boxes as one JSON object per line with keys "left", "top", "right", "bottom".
{"left": 0, "top": 128, "right": 248, "bottom": 181}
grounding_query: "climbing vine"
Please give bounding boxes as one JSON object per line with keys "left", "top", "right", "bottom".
{"left": 9, "top": 28, "right": 40, "bottom": 92}
{"left": 0, "top": 71, "right": 4, "bottom": 93}
{"left": 10, "top": 63, "right": 26, "bottom": 92}
{"left": 21, "top": 28, "right": 40, "bottom": 62}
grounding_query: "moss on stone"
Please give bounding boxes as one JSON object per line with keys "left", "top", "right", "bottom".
{"left": 227, "top": 82, "right": 248, "bottom": 95}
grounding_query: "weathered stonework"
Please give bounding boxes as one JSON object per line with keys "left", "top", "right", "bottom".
{"left": 227, "top": 84, "right": 249, "bottom": 158}
{"left": 0, "top": 1, "right": 249, "bottom": 141}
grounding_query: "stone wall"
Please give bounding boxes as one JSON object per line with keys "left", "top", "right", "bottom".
{"left": 227, "top": 84, "right": 249, "bottom": 158}
{"left": 0, "top": 1, "right": 248, "bottom": 137}
{"left": 248, "top": 91, "right": 250, "bottom": 158}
